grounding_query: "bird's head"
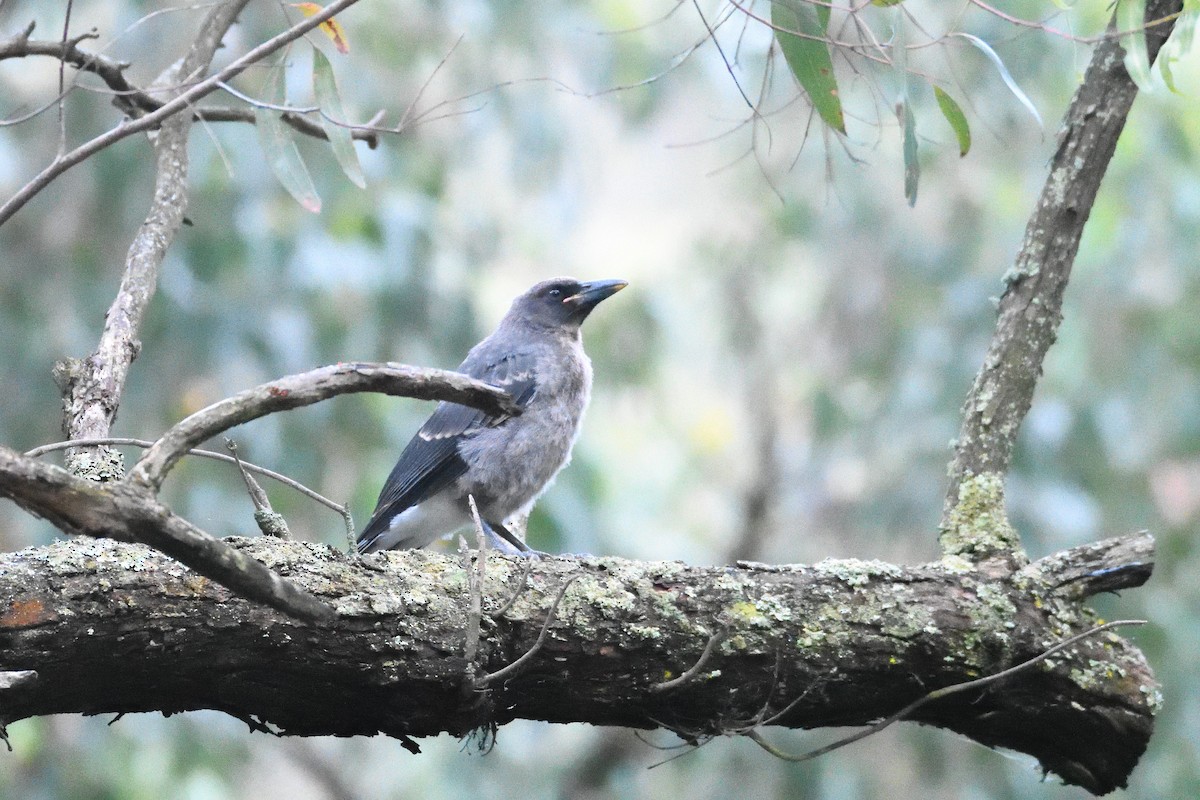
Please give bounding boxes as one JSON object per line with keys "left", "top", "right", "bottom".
{"left": 508, "top": 277, "right": 628, "bottom": 331}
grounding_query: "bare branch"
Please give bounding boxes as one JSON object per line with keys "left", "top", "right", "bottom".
{"left": 0, "top": 26, "right": 379, "bottom": 146}
{"left": 56, "top": 0, "right": 254, "bottom": 479}
{"left": 0, "top": 0, "right": 366, "bottom": 226}
{"left": 939, "top": 0, "right": 1183, "bottom": 558}
{"left": 128, "top": 361, "right": 521, "bottom": 492}
{"left": 0, "top": 446, "right": 335, "bottom": 622}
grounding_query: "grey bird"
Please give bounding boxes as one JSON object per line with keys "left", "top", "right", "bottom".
{"left": 357, "top": 277, "right": 627, "bottom": 555}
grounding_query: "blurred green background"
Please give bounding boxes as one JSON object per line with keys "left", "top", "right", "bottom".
{"left": 1, "top": 1, "right": 1197, "bottom": 797}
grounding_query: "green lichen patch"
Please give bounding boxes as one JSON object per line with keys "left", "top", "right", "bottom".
{"left": 941, "top": 472, "right": 1027, "bottom": 561}
{"left": 812, "top": 558, "right": 904, "bottom": 587}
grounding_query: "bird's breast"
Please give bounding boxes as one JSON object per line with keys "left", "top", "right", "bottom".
{"left": 457, "top": 343, "right": 592, "bottom": 518}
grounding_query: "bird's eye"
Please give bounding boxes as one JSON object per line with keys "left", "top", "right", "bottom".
{"left": 547, "top": 288, "right": 562, "bottom": 298}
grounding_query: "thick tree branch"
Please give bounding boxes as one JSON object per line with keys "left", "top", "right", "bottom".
{"left": 0, "top": 534, "right": 1156, "bottom": 795}
{"left": 940, "top": 0, "right": 1183, "bottom": 557}
{"left": 0, "top": 0, "right": 364, "bottom": 226}
{"left": 53, "top": 0, "right": 253, "bottom": 480}
{"left": 2, "top": 362, "right": 520, "bottom": 618}
{"left": 128, "top": 362, "right": 521, "bottom": 492}
{"left": 0, "top": 447, "right": 333, "bottom": 622}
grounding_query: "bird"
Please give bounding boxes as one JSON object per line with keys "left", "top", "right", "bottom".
{"left": 357, "top": 277, "right": 627, "bottom": 556}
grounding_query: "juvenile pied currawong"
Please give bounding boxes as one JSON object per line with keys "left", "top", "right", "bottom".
{"left": 357, "top": 277, "right": 627, "bottom": 555}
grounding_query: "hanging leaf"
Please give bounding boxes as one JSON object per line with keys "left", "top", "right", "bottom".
{"left": 312, "top": 49, "right": 366, "bottom": 188}
{"left": 933, "top": 86, "right": 971, "bottom": 157}
{"left": 1118, "top": 0, "right": 1152, "bottom": 90}
{"left": 1159, "top": 3, "right": 1198, "bottom": 93}
{"left": 902, "top": 100, "right": 918, "bottom": 207}
{"left": 955, "top": 33, "right": 1043, "bottom": 129}
{"left": 256, "top": 70, "right": 321, "bottom": 213}
{"left": 772, "top": 0, "right": 845, "bottom": 134}
{"left": 292, "top": 2, "right": 350, "bottom": 54}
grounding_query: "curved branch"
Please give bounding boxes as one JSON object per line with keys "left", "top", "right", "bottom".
{"left": 940, "top": 0, "right": 1183, "bottom": 557}
{"left": 128, "top": 362, "right": 521, "bottom": 492}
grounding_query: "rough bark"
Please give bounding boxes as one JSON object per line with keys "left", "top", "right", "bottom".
{"left": 941, "top": 0, "right": 1183, "bottom": 552}
{"left": 0, "top": 534, "right": 1157, "bottom": 795}
{"left": 52, "top": 0, "right": 255, "bottom": 480}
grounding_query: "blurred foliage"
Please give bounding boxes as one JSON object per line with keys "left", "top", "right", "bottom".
{"left": 1, "top": 0, "right": 1199, "bottom": 798}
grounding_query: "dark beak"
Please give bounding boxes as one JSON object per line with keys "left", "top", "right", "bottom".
{"left": 564, "top": 279, "right": 628, "bottom": 309}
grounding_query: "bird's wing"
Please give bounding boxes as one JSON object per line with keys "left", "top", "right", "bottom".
{"left": 357, "top": 349, "right": 539, "bottom": 549}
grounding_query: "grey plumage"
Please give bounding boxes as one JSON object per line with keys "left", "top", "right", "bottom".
{"left": 358, "top": 277, "right": 627, "bottom": 555}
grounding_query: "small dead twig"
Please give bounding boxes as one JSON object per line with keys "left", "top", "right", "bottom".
{"left": 490, "top": 556, "right": 537, "bottom": 619}
{"left": 226, "top": 438, "right": 289, "bottom": 539}
{"left": 650, "top": 628, "right": 727, "bottom": 693}
{"left": 745, "top": 620, "right": 1147, "bottom": 763}
{"left": 462, "top": 495, "right": 489, "bottom": 680}
{"left": 475, "top": 575, "right": 583, "bottom": 688}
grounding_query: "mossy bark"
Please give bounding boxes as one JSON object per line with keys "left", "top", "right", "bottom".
{"left": 0, "top": 535, "right": 1155, "bottom": 795}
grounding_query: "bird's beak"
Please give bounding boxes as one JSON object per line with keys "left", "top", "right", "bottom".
{"left": 563, "top": 279, "right": 628, "bottom": 309}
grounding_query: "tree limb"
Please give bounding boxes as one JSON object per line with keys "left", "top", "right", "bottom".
{"left": 127, "top": 361, "right": 521, "bottom": 492}
{"left": 0, "top": 0, "right": 365, "bottom": 226}
{"left": 0, "top": 447, "right": 334, "bottom": 622}
{"left": 53, "top": 0, "right": 253, "bottom": 479}
{"left": 940, "top": 0, "right": 1183, "bottom": 557}
{"left": 0, "top": 533, "right": 1157, "bottom": 795}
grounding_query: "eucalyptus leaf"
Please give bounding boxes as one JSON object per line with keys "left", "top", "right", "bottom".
{"left": 773, "top": 0, "right": 845, "bottom": 134}
{"left": 1118, "top": 0, "right": 1153, "bottom": 91}
{"left": 313, "top": 48, "right": 366, "bottom": 189}
{"left": 934, "top": 86, "right": 971, "bottom": 157}
{"left": 256, "top": 69, "right": 321, "bottom": 213}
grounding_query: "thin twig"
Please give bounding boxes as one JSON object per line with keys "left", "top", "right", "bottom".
{"left": 463, "top": 495, "right": 488, "bottom": 673}
{"left": 57, "top": 1, "right": 76, "bottom": 157}
{"left": 0, "top": 0, "right": 365, "bottom": 226}
{"left": 746, "top": 620, "right": 1147, "bottom": 763}
{"left": 24, "top": 437, "right": 347, "bottom": 517}
{"left": 476, "top": 575, "right": 583, "bottom": 688}
{"left": 650, "top": 628, "right": 727, "bottom": 693}
{"left": 490, "top": 557, "right": 537, "bottom": 619}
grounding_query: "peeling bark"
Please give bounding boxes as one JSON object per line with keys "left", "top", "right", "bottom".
{"left": 0, "top": 535, "right": 1157, "bottom": 795}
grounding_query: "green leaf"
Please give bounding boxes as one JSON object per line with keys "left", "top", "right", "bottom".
{"left": 955, "top": 33, "right": 1042, "bottom": 129}
{"left": 902, "top": 100, "right": 918, "bottom": 207}
{"left": 1118, "top": 0, "right": 1152, "bottom": 90}
{"left": 933, "top": 86, "right": 971, "bottom": 157}
{"left": 1158, "top": 3, "right": 1197, "bottom": 93}
{"left": 256, "top": 70, "right": 321, "bottom": 213}
{"left": 312, "top": 48, "right": 366, "bottom": 189}
{"left": 870, "top": 0, "right": 905, "bottom": 5}
{"left": 772, "top": 0, "right": 845, "bottom": 134}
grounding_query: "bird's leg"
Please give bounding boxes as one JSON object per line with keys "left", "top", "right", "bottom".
{"left": 481, "top": 519, "right": 542, "bottom": 558}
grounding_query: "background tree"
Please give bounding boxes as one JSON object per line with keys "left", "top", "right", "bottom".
{"left": 0, "top": 1, "right": 1196, "bottom": 798}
